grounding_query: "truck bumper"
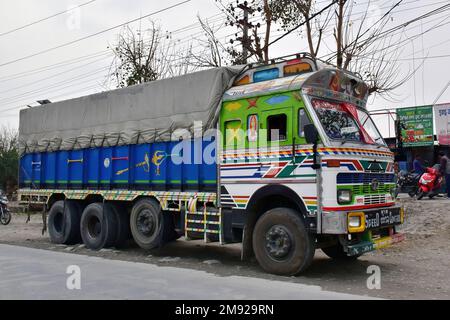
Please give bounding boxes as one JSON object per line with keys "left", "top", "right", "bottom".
{"left": 347, "top": 232, "right": 406, "bottom": 256}
{"left": 321, "top": 205, "right": 404, "bottom": 234}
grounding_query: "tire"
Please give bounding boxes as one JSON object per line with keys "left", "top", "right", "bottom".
{"left": 252, "top": 208, "right": 315, "bottom": 276}
{"left": 322, "top": 243, "right": 362, "bottom": 260}
{"left": 48, "top": 200, "right": 82, "bottom": 245}
{"left": 80, "top": 203, "right": 118, "bottom": 250}
{"left": 0, "top": 210, "right": 11, "bottom": 225}
{"left": 130, "top": 198, "right": 163, "bottom": 250}
{"left": 408, "top": 190, "right": 417, "bottom": 198}
{"left": 104, "top": 203, "right": 130, "bottom": 248}
{"left": 417, "top": 189, "right": 425, "bottom": 200}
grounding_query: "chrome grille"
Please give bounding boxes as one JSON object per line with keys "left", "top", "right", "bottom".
{"left": 364, "top": 194, "right": 387, "bottom": 205}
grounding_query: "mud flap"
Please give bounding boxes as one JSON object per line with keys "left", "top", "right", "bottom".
{"left": 241, "top": 225, "right": 254, "bottom": 261}
{"left": 158, "top": 211, "right": 181, "bottom": 248}
{"left": 41, "top": 204, "right": 47, "bottom": 235}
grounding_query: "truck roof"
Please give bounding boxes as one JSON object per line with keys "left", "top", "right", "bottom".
{"left": 224, "top": 66, "right": 369, "bottom": 109}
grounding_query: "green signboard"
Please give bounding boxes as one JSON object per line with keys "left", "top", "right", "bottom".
{"left": 397, "top": 106, "right": 434, "bottom": 147}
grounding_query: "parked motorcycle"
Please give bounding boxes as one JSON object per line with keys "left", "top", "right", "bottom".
{"left": 395, "top": 170, "right": 421, "bottom": 198}
{"left": 417, "top": 165, "right": 443, "bottom": 200}
{"left": 0, "top": 192, "right": 11, "bottom": 225}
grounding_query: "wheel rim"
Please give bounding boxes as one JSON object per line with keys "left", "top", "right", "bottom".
{"left": 87, "top": 216, "right": 102, "bottom": 238}
{"left": 136, "top": 208, "right": 157, "bottom": 237}
{"left": 264, "top": 225, "right": 293, "bottom": 261}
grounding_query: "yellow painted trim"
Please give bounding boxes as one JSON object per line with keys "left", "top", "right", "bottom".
{"left": 348, "top": 211, "right": 366, "bottom": 233}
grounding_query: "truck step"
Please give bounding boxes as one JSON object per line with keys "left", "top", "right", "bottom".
{"left": 184, "top": 207, "right": 223, "bottom": 243}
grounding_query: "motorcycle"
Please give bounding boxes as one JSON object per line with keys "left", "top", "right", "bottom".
{"left": 417, "top": 165, "right": 444, "bottom": 200}
{"left": 0, "top": 192, "right": 11, "bottom": 225}
{"left": 395, "top": 170, "right": 421, "bottom": 198}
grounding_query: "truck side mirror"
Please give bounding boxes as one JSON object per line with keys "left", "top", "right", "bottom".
{"left": 304, "top": 124, "right": 321, "bottom": 170}
{"left": 304, "top": 124, "right": 319, "bottom": 144}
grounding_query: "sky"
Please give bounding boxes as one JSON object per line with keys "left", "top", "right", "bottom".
{"left": 0, "top": 0, "right": 449, "bottom": 138}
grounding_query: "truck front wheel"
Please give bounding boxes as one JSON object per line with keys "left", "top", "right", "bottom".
{"left": 252, "top": 208, "right": 315, "bottom": 276}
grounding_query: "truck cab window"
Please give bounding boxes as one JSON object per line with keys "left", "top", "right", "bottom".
{"left": 267, "top": 114, "right": 287, "bottom": 142}
{"left": 224, "top": 119, "right": 243, "bottom": 148}
{"left": 298, "top": 108, "right": 312, "bottom": 138}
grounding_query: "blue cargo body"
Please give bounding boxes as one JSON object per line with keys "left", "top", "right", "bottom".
{"left": 20, "top": 140, "right": 217, "bottom": 192}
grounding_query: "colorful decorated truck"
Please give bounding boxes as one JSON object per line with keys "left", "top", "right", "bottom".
{"left": 18, "top": 53, "right": 405, "bottom": 275}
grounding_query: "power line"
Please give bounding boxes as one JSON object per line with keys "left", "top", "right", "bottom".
{"left": 0, "top": 0, "right": 192, "bottom": 68}
{"left": 1, "top": 82, "right": 104, "bottom": 115}
{"left": 0, "top": 0, "right": 100, "bottom": 37}
{"left": 0, "top": 64, "right": 111, "bottom": 105}
{"left": 260, "top": 0, "right": 339, "bottom": 54}
{"left": 4, "top": 0, "right": 447, "bottom": 112}
{"left": 431, "top": 80, "right": 450, "bottom": 106}
{"left": 298, "top": 0, "right": 449, "bottom": 54}
{"left": 0, "top": 54, "right": 113, "bottom": 95}
{"left": 320, "top": 2, "right": 450, "bottom": 62}
{"left": 0, "top": 50, "right": 111, "bottom": 82}
{"left": 0, "top": 12, "right": 224, "bottom": 83}
{"left": 0, "top": 11, "right": 231, "bottom": 108}
{"left": 355, "top": 53, "right": 450, "bottom": 62}
{"left": 0, "top": 0, "right": 403, "bottom": 107}
{"left": 0, "top": 69, "right": 110, "bottom": 111}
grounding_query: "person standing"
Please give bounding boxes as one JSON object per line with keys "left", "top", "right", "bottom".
{"left": 439, "top": 151, "right": 450, "bottom": 198}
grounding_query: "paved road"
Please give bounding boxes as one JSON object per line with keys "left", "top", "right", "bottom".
{"left": 0, "top": 244, "right": 373, "bottom": 300}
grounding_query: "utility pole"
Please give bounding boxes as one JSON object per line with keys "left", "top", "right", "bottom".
{"left": 236, "top": 1, "right": 255, "bottom": 64}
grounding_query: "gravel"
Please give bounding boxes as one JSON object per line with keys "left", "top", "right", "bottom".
{"left": 1, "top": 195, "right": 449, "bottom": 299}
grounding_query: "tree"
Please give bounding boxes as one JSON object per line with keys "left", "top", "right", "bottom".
{"left": 0, "top": 126, "right": 19, "bottom": 198}
{"left": 270, "top": 0, "right": 412, "bottom": 96}
{"left": 271, "top": 0, "right": 332, "bottom": 59}
{"left": 187, "top": 15, "right": 229, "bottom": 68}
{"left": 109, "top": 22, "right": 175, "bottom": 88}
{"left": 217, "top": 0, "right": 276, "bottom": 64}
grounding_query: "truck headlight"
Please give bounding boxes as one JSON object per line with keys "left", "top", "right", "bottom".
{"left": 338, "top": 189, "right": 352, "bottom": 204}
{"left": 348, "top": 212, "right": 366, "bottom": 233}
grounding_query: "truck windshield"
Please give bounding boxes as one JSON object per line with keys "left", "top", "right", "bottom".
{"left": 311, "top": 99, "right": 386, "bottom": 146}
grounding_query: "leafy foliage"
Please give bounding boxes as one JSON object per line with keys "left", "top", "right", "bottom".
{"left": 110, "top": 23, "right": 172, "bottom": 88}
{"left": 0, "top": 127, "right": 18, "bottom": 197}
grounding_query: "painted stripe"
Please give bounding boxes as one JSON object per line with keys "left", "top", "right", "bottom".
{"left": 222, "top": 147, "right": 394, "bottom": 159}
{"left": 322, "top": 202, "right": 396, "bottom": 212}
{"left": 221, "top": 179, "right": 316, "bottom": 184}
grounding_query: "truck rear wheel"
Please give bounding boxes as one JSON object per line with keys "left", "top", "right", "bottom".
{"left": 80, "top": 203, "right": 117, "bottom": 250}
{"left": 48, "top": 200, "right": 82, "bottom": 245}
{"left": 130, "top": 198, "right": 163, "bottom": 250}
{"left": 252, "top": 208, "right": 315, "bottom": 276}
{"left": 105, "top": 202, "right": 130, "bottom": 248}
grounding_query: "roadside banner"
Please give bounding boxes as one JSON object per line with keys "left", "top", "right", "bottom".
{"left": 434, "top": 103, "right": 450, "bottom": 146}
{"left": 397, "top": 106, "right": 434, "bottom": 147}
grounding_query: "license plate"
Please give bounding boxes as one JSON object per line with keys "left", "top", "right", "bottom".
{"left": 365, "top": 208, "right": 402, "bottom": 229}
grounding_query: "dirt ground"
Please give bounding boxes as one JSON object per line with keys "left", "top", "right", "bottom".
{"left": 1, "top": 195, "right": 449, "bottom": 300}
